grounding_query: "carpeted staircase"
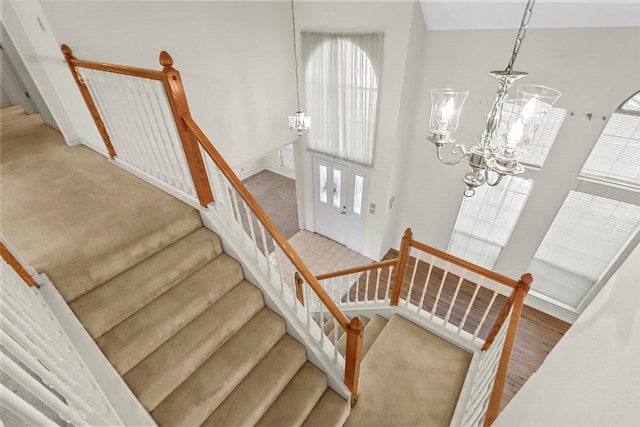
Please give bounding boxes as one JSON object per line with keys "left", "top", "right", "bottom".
{"left": 3, "top": 105, "right": 476, "bottom": 426}
{"left": 66, "top": 220, "right": 350, "bottom": 426}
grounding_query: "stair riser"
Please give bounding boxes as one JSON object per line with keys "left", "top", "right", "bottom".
{"left": 151, "top": 309, "right": 286, "bottom": 427}
{"left": 97, "top": 254, "right": 244, "bottom": 374}
{"left": 125, "top": 281, "right": 265, "bottom": 411}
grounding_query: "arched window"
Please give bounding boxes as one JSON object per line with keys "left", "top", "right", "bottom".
{"left": 302, "top": 33, "right": 382, "bottom": 166}
{"left": 580, "top": 90, "right": 640, "bottom": 189}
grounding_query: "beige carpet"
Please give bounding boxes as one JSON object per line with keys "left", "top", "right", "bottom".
{"left": 1, "top": 106, "right": 351, "bottom": 426}
{"left": 345, "top": 314, "right": 472, "bottom": 427}
{"left": 0, "top": 105, "right": 199, "bottom": 302}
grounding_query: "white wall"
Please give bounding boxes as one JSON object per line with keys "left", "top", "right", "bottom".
{"left": 0, "top": 87, "right": 10, "bottom": 104}
{"left": 294, "top": 0, "right": 419, "bottom": 259}
{"left": 495, "top": 243, "right": 640, "bottom": 427}
{"left": 387, "top": 27, "right": 640, "bottom": 311}
{"left": 0, "top": 1, "right": 97, "bottom": 148}
{"left": 38, "top": 0, "right": 299, "bottom": 165}
{"left": 6, "top": 2, "right": 638, "bottom": 315}
{"left": 0, "top": 23, "right": 56, "bottom": 125}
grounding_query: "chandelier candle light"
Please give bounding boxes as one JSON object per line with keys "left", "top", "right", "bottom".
{"left": 288, "top": 0, "right": 310, "bottom": 136}
{"left": 427, "top": 0, "right": 561, "bottom": 196}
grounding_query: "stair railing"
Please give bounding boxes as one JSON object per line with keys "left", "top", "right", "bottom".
{"left": 0, "top": 237, "right": 122, "bottom": 425}
{"left": 316, "top": 228, "right": 531, "bottom": 426}
{"left": 62, "top": 46, "right": 363, "bottom": 407}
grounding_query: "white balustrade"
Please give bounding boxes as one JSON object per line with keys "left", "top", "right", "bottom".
{"left": 461, "top": 309, "right": 513, "bottom": 427}
{"left": 78, "top": 68, "right": 196, "bottom": 200}
{"left": 0, "top": 242, "right": 121, "bottom": 426}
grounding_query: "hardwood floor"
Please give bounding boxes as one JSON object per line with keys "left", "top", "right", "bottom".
{"left": 346, "top": 249, "right": 571, "bottom": 410}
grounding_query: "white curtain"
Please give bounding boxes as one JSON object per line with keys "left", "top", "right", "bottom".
{"left": 302, "top": 32, "right": 382, "bottom": 167}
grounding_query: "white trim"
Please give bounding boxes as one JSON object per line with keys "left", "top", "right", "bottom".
{"left": 576, "top": 175, "right": 640, "bottom": 194}
{"left": 525, "top": 290, "right": 579, "bottom": 324}
{"left": 23, "top": 54, "right": 65, "bottom": 65}
{"left": 109, "top": 158, "right": 203, "bottom": 211}
{"left": 37, "top": 274, "right": 156, "bottom": 426}
{"left": 65, "top": 138, "right": 83, "bottom": 147}
{"left": 265, "top": 164, "right": 296, "bottom": 180}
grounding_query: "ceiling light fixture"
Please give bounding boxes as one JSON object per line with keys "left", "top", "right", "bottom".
{"left": 288, "top": 0, "right": 310, "bottom": 136}
{"left": 427, "top": 0, "right": 560, "bottom": 196}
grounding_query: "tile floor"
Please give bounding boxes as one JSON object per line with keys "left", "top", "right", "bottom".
{"left": 267, "top": 230, "right": 374, "bottom": 303}
{"left": 287, "top": 230, "right": 374, "bottom": 276}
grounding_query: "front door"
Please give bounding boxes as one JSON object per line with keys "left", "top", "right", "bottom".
{"left": 312, "top": 156, "right": 368, "bottom": 252}
{"left": 313, "top": 157, "right": 348, "bottom": 244}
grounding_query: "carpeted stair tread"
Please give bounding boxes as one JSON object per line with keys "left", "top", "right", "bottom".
{"left": 256, "top": 362, "right": 328, "bottom": 427}
{"left": 344, "top": 314, "right": 472, "bottom": 427}
{"left": 360, "top": 314, "right": 388, "bottom": 359}
{"left": 301, "top": 389, "right": 350, "bottom": 427}
{"left": 201, "top": 335, "right": 307, "bottom": 427}
{"left": 69, "top": 228, "right": 222, "bottom": 338}
{"left": 97, "top": 253, "right": 244, "bottom": 375}
{"left": 151, "top": 308, "right": 286, "bottom": 427}
{"left": 65, "top": 206, "right": 203, "bottom": 302}
{"left": 125, "top": 280, "right": 264, "bottom": 411}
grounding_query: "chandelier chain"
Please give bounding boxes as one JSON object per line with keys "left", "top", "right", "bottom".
{"left": 291, "top": 0, "right": 301, "bottom": 111}
{"left": 505, "top": 0, "right": 535, "bottom": 75}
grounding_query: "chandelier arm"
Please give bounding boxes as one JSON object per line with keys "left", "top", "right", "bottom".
{"left": 291, "top": 0, "right": 301, "bottom": 111}
{"left": 505, "top": 0, "right": 535, "bottom": 75}
{"left": 436, "top": 144, "right": 468, "bottom": 165}
{"left": 484, "top": 167, "right": 505, "bottom": 187}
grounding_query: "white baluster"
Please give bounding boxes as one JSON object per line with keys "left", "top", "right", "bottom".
{"left": 0, "top": 353, "right": 89, "bottom": 426}
{"left": 0, "top": 383, "right": 57, "bottom": 426}
{"left": 257, "top": 222, "right": 271, "bottom": 276}
{"left": 405, "top": 251, "right": 422, "bottom": 308}
{"left": 1, "top": 330, "right": 110, "bottom": 420}
{"left": 430, "top": 262, "right": 450, "bottom": 321}
{"left": 155, "top": 81, "right": 196, "bottom": 195}
{"left": 445, "top": 269, "right": 467, "bottom": 324}
{"left": 365, "top": 270, "right": 371, "bottom": 303}
{"left": 384, "top": 265, "right": 393, "bottom": 302}
{"left": 473, "top": 282, "right": 503, "bottom": 341}
{"left": 417, "top": 255, "right": 435, "bottom": 313}
{"left": 374, "top": 267, "right": 381, "bottom": 302}
{"left": 459, "top": 276, "right": 484, "bottom": 335}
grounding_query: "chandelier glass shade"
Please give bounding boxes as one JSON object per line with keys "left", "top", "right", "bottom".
{"left": 289, "top": 111, "right": 311, "bottom": 136}
{"left": 427, "top": 0, "right": 561, "bottom": 196}
{"left": 288, "top": 0, "right": 310, "bottom": 136}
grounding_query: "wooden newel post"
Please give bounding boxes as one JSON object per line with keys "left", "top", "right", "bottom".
{"left": 61, "top": 44, "right": 117, "bottom": 159}
{"left": 344, "top": 316, "right": 363, "bottom": 407}
{"left": 294, "top": 272, "right": 305, "bottom": 306}
{"left": 390, "top": 228, "right": 413, "bottom": 306}
{"left": 159, "top": 51, "right": 214, "bottom": 208}
{"left": 483, "top": 273, "right": 532, "bottom": 426}
{"left": 0, "top": 242, "right": 36, "bottom": 287}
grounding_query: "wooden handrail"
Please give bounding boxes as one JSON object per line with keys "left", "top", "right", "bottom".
{"left": 182, "top": 114, "right": 349, "bottom": 328}
{"left": 62, "top": 45, "right": 117, "bottom": 158}
{"left": 184, "top": 113, "right": 362, "bottom": 402}
{"left": 159, "top": 52, "right": 213, "bottom": 207}
{"left": 409, "top": 239, "right": 520, "bottom": 289}
{"left": 482, "top": 273, "right": 531, "bottom": 351}
{"left": 390, "top": 228, "right": 413, "bottom": 306}
{"left": 483, "top": 274, "right": 532, "bottom": 426}
{"left": 61, "top": 45, "right": 164, "bottom": 80}
{"left": 60, "top": 46, "right": 361, "bottom": 405}
{"left": 0, "top": 242, "right": 36, "bottom": 287}
{"left": 316, "top": 258, "right": 399, "bottom": 281}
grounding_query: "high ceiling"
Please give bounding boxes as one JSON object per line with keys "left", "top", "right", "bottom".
{"left": 419, "top": 1, "right": 640, "bottom": 30}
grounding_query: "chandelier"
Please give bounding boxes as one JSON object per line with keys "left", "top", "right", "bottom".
{"left": 288, "top": 0, "right": 310, "bottom": 136}
{"left": 427, "top": 0, "right": 560, "bottom": 196}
